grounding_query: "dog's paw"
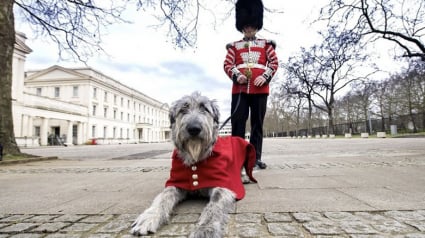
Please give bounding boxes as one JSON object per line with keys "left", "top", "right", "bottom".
{"left": 130, "top": 212, "right": 162, "bottom": 236}
{"left": 189, "top": 226, "right": 222, "bottom": 238}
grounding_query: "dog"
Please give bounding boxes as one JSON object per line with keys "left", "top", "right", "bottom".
{"left": 131, "top": 91, "right": 257, "bottom": 238}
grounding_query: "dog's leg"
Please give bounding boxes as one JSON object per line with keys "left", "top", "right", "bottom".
{"left": 189, "top": 187, "right": 235, "bottom": 238}
{"left": 131, "top": 186, "right": 186, "bottom": 235}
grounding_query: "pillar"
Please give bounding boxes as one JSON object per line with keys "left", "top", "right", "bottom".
{"left": 40, "top": 117, "right": 49, "bottom": 146}
{"left": 66, "top": 120, "right": 73, "bottom": 146}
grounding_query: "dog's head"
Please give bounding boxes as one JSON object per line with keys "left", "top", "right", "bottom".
{"left": 169, "top": 92, "right": 220, "bottom": 165}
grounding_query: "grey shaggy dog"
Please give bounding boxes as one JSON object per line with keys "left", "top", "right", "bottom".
{"left": 131, "top": 92, "right": 236, "bottom": 238}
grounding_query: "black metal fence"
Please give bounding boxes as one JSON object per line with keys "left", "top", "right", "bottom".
{"left": 267, "top": 113, "right": 425, "bottom": 137}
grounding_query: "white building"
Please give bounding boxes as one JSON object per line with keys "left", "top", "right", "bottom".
{"left": 12, "top": 32, "right": 170, "bottom": 147}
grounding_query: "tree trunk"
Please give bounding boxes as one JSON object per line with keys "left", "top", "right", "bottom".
{"left": 0, "top": 0, "right": 21, "bottom": 155}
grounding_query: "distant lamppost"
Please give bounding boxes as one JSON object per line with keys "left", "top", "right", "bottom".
{"left": 368, "top": 109, "right": 373, "bottom": 134}
{"left": 0, "top": 143, "right": 3, "bottom": 161}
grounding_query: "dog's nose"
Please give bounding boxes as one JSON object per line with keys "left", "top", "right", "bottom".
{"left": 187, "top": 124, "right": 202, "bottom": 136}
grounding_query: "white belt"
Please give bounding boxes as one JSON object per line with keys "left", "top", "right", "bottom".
{"left": 236, "top": 64, "right": 266, "bottom": 70}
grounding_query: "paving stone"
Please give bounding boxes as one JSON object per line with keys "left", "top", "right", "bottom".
{"left": 96, "top": 219, "right": 130, "bottom": 233}
{"left": 156, "top": 223, "right": 195, "bottom": 236}
{"left": 338, "top": 221, "right": 378, "bottom": 234}
{"left": 313, "top": 236, "right": 349, "bottom": 238}
{"left": 303, "top": 221, "right": 344, "bottom": 235}
{"left": 171, "top": 213, "right": 200, "bottom": 223}
{"left": 44, "top": 234, "right": 81, "bottom": 238}
{"left": 405, "top": 220, "right": 425, "bottom": 232}
{"left": 235, "top": 213, "right": 262, "bottom": 223}
{"left": 293, "top": 212, "right": 326, "bottom": 222}
{"left": 0, "top": 223, "right": 38, "bottom": 233}
{"left": 354, "top": 212, "right": 396, "bottom": 222}
{"left": 31, "top": 222, "right": 69, "bottom": 233}
{"left": 370, "top": 220, "right": 414, "bottom": 233}
{"left": 349, "top": 235, "right": 388, "bottom": 238}
{"left": 87, "top": 234, "right": 116, "bottom": 238}
{"left": 0, "top": 215, "right": 34, "bottom": 222}
{"left": 267, "top": 223, "right": 304, "bottom": 236}
{"left": 7, "top": 234, "right": 43, "bottom": 238}
{"left": 324, "top": 211, "right": 361, "bottom": 221}
{"left": 393, "top": 234, "right": 425, "bottom": 238}
{"left": 62, "top": 222, "right": 98, "bottom": 232}
{"left": 51, "top": 214, "right": 87, "bottom": 222}
{"left": 235, "top": 223, "right": 268, "bottom": 237}
{"left": 24, "top": 215, "right": 61, "bottom": 223}
{"left": 116, "top": 214, "right": 137, "bottom": 222}
{"left": 384, "top": 211, "right": 425, "bottom": 221}
{"left": 80, "top": 214, "right": 115, "bottom": 223}
{"left": 264, "top": 212, "right": 292, "bottom": 222}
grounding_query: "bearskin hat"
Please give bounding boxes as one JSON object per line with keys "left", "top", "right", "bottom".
{"left": 235, "top": 0, "right": 264, "bottom": 32}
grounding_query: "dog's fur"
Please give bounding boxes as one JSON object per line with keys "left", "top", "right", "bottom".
{"left": 131, "top": 92, "right": 236, "bottom": 237}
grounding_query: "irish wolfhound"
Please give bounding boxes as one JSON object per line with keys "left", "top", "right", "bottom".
{"left": 131, "top": 92, "right": 257, "bottom": 237}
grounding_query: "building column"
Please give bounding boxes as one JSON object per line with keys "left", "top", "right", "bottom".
{"left": 20, "top": 114, "right": 28, "bottom": 137}
{"left": 40, "top": 117, "right": 49, "bottom": 146}
{"left": 27, "top": 115, "right": 33, "bottom": 137}
{"left": 77, "top": 122, "right": 83, "bottom": 145}
{"left": 66, "top": 120, "right": 73, "bottom": 146}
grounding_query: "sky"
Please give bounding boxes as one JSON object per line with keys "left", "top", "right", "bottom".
{"left": 15, "top": 0, "right": 397, "bottom": 119}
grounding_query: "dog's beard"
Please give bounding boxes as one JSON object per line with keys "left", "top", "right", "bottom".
{"left": 184, "top": 139, "right": 203, "bottom": 163}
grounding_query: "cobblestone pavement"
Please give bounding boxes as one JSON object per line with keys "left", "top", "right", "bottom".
{"left": 2, "top": 138, "right": 425, "bottom": 237}
{"left": 1, "top": 210, "right": 425, "bottom": 237}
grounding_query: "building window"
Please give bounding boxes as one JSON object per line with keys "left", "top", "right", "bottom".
{"left": 54, "top": 87, "right": 60, "bottom": 97}
{"left": 121, "top": 98, "right": 124, "bottom": 107}
{"left": 113, "top": 127, "right": 116, "bottom": 138}
{"left": 103, "top": 126, "right": 107, "bottom": 138}
{"left": 104, "top": 92, "right": 108, "bottom": 102}
{"left": 120, "top": 128, "right": 123, "bottom": 138}
{"left": 93, "top": 87, "right": 97, "bottom": 99}
{"left": 92, "top": 126, "right": 96, "bottom": 138}
{"left": 36, "top": 88, "right": 42, "bottom": 96}
{"left": 34, "top": 126, "right": 41, "bottom": 137}
{"left": 104, "top": 107, "right": 108, "bottom": 118}
{"left": 92, "top": 105, "right": 97, "bottom": 116}
{"left": 127, "top": 129, "right": 130, "bottom": 139}
{"left": 128, "top": 100, "right": 130, "bottom": 108}
{"left": 113, "top": 109, "right": 117, "bottom": 119}
{"left": 120, "top": 112, "right": 123, "bottom": 120}
{"left": 127, "top": 113, "right": 130, "bottom": 122}
{"left": 73, "top": 86, "right": 79, "bottom": 97}
{"left": 114, "top": 95, "right": 117, "bottom": 105}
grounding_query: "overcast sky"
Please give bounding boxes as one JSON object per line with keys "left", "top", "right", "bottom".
{"left": 15, "top": 0, "right": 396, "bottom": 119}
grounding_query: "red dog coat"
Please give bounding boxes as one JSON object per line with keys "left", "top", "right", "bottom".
{"left": 165, "top": 136, "right": 257, "bottom": 200}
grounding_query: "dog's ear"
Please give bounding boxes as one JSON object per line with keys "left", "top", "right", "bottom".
{"left": 210, "top": 99, "right": 220, "bottom": 124}
{"left": 169, "top": 104, "right": 177, "bottom": 127}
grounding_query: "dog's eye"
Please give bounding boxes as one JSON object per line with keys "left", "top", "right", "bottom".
{"left": 179, "top": 103, "right": 190, "bottom": 114}
{"left": 199, "top": 103, "right": 210, "bottom": 114}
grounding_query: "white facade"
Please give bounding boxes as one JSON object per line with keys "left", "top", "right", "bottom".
{"left": 12, "top": 33, "right": 170, "bottom": 147}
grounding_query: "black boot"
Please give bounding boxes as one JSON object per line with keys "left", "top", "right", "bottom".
{"left": 256, "top": 160, "right": 267, "bottom": 169}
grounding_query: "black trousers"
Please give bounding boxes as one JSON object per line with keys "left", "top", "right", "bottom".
{"left": 231, "top": 93, "right": 268, "bottom": 162}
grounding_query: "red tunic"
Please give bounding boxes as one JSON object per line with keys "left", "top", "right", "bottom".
{"left": 224, "top": 39, "right": 279, "bottom": 95}
{"left": 165, "top": 136, "right": 257, "bottom": 200}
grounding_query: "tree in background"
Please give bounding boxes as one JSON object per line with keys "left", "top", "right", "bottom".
{"left": 319, "top": 0, "right": 425, "bottom": 61}
{"left": 0, "top": 0, "right": 239, "bottom": 155}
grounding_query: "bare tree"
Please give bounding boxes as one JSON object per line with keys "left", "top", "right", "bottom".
{"left": 283, "top": 47, "right": 322, "bottom": 136}
{"left": 1, "top": 0, "right": 282, "bottom": 154}
{"left": 319, "top": 0, "right": 425, "bottom": 61}
{"left": 0, "top": 0, "right": 229, "bottom": 155}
